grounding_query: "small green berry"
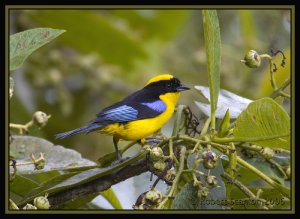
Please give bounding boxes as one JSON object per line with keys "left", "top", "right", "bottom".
{"left": 153, "top": 160, "right": 167, "bottom": 172}
{"left": 23, "top": 204, "right": 37, "bottom": 210}
{"left": 241, "top": 50, "right": 261, "bottom": 68}
{"left": 164, "top": 169, "right": 176, "bottom": 183}
{"left": 202, "top": 151, "right": 218, "bottom": 169}
{"left": 33, "top": 196, "right": 50, "bottom": 209}
{"left": 261, "top": 147, "right": 275, "bottom": 159}
{"left": 197, "top": 187, "right": 209, "bottom": 199}
{"left": 145, "top": 189, "right": 163, "bottom": 204}
{"left": 206, "top": 175, "right": 218, "bottom": 187}
{"left": 150, "top": 147, "right": 164, "bottom": 161}
{"left": 32, "top": 111, "right": 51, "bottom": 127}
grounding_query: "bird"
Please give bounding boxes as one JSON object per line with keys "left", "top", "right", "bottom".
{"left": 55, "top": 74, "right": 190, "bottom": 163}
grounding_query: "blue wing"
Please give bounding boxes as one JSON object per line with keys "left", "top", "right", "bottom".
{"left": 91, "top": 100, "right": 166, "bottom": 125}
{"left": 140, "top": 100, "right": 166, "bottom": 113}
{"left": 100, "top": 105, "right": 138, "bottom": 122}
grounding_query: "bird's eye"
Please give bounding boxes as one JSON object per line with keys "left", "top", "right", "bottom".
{"left": 166, "top": 83, "right": 171, "bottom": 88}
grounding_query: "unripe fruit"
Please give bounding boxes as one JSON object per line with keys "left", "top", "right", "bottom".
{"left": 145, "top": 189, "right": 163, "bottom": 204}
{"left": 150, "top": 147, "right": 164, "bottom": 161}
{"left": 153, "top": 160, "right": 167, "bottom": 172}
{"left": 261, "top": 147, "right": 275, "bottom": 159}
{"left": 33, "top": 196, "right": 50, "bottom": 209}
{"left": 241, "top": 50, "right": 261, "bottom": 68}
{"left": 23, "top": 204, "right": 37, "bottom": 210}
{"left": 32, "top": 111, "right": 50, "bottom": 127}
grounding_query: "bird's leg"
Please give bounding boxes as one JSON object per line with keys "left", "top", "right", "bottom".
{"left": 113, "top": 136, "right": 122, "bottom": 161}
{"left": 111, "top": 136, "right": 130, "bottom": 166}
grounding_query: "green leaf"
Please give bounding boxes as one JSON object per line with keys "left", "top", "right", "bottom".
{"left": 97, "top": 152, "right": 117, "bottom": 167}
{"left": 172, "top": 104, "right": 186, "bottom": 136}
{"left": 233, "top": 98, "right": 290, "bottom": 149}
{"left": 25, "top": 10, "right": 147, "bottom": 70}
{"left": 19, "top": 150, "right": 147, "bottom": 206}
{"left": 240, "top": 155, "right": 290, "bottom": 187}
{"left": 10, "top": 28, "right": 65, "bottom": 71}
{"left": 194, "top": 85, "right": 252, "bottom": 119}
{"left": 174, "top": 151, "right": 226, "bottom": 209}
{"left": 217, "top": 109, "right": 231, "bottom": 137}
{"left": 57, "top": 193, "right": 100, "bottom": 209}
{"left": 171, "top": 182, "right": 199, "bottom": 209}
{"left": 227, "top": 187, "right": 290, "bottom": 210}
{"left": 202, "top": 10, "right": 221, "bottom": 126}
{"left": 10, "top": 175, "right": 40, "bottom": 203}
{"left": 47, "top": 151, "right": 146, "bottom": 193}
{"left": 100, "top": 188, "right": 122, "bottom": 209}
{"left": 10, "top": 135, "right": 96, "bottom": 174}
{"left": 19, "top": 171, "right": 82, "bottom": 206}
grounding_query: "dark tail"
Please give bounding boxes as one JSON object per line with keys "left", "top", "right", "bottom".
{"left": 55, "top": 124, "right": 102, "bottom": 139}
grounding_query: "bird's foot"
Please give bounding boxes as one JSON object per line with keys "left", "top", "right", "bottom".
{"left": 111, "top": 156, "right": 130, "bottom": 166}
{"left": 144, "top": 138, "right": 163, "bottom": 148}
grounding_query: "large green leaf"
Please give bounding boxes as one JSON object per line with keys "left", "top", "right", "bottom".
{"left": 25, "top": 10, "right": 147, "bottom": 70}
{"left": 172, "top": 151, "right": 226, "bottom": 209}
{"left": 97, "top": 151, "right": 118, "bottom": 167}
{"left": 194, "top": 85, "right": 252, "bottom": 119}
{"left": 241, "top": 155, "right": 290, "bottom": 188}
{"left": 171, "top": 182, "right": 200, "bottom": 209}
{"left": 10, "top": 28, "right": 65, "bottom": 71}
{"left": 100, "top": 188, "right": 122, "bottom": 209}
{"left": 10, "top": 175, "right": 40, "bottom": 203}
{"left": 18, "top": 150, "right": 147, "bottom": 206}
{"left": 233, "top": 98, "right": 290, "bottom": 149}
{"left": 202, "top": 10, "right": 221, "bottom": 123}
{"left": 10, "top": 135, "right": 96, "bottom": 174}
{"left": 226, "top": 187, "right": 290, "bottom": 210}
{"left": 57, "top": 193, "right": 101, "bottom": 209}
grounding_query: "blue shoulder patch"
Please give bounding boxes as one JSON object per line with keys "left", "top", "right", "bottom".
{"left": 102, "top": 105, "right": 138, "bottom": 122}
{"left": 141, "top": 100, "right": 166, "bottom": 113}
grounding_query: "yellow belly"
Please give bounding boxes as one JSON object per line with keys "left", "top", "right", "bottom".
{"left": 98, "top": 92, "right": 180, "bottom": 141}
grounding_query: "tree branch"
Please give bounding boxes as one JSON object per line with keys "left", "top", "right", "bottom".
{"left": 48, "top": 157, "right": 150, "bottom": 208}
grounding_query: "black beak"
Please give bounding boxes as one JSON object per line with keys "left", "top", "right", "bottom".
{"left": 176, "top": 84, "right": 190, "bottom": 91}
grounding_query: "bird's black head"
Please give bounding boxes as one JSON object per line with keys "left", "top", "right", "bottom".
{"left": 144, "top": 74, "right": 190, "bottom": 96}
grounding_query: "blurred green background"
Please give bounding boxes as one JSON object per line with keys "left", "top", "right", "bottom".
{"left": 9, "top": 9, "right": 291, "bottom": 161}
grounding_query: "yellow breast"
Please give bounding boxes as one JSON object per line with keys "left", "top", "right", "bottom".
{"left": 99, "top": 92, "right": 180, "bottom": 141}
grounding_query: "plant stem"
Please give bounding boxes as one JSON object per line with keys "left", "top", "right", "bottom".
{"left": 179, "top": 135, "right": 290, "bottom": 198}
{"left": 260, "top": 54, "right": 277, "bottom": 90}
{"left": 182, "top": 169, "right": 205, "bottom": 176}
{"left": 237, "top": 157, "right": 290, "bottom": 198}
{"left": 157, "top": 146, "right": 186, "bottom": 209}
{"left": 9, "top": 120, "right": 34, "bottom": 134}
{"left": 279, "top": 91, "right": 290, "bottom": 98}
{"left": 210, "top": 112, "right": 216, "bottom": 133}
{"left": 200, "top": 117, "right": 211, "bottom": 136}
{"left": 265, "top": 158, "right": 288, "bottom": 179}
{"left": 235, "top": 143, "right": 262, "bottom": 152}
{"left": 274, "top": 148, "right": 290, "bottom": 155}
{"left": 15, "top": 161, "right": 35, "bottom": 166}
{"left": 213, "top": 133, "right": 289, "bottom": 143}
{"left": 169, "top": 138, "right": 179, "bottom": 165}
{"left": 221, "top": 172, "right": 268, "bottom": 209}
{"left": 179, "top": 135, "right": 228, "bottom": 153}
